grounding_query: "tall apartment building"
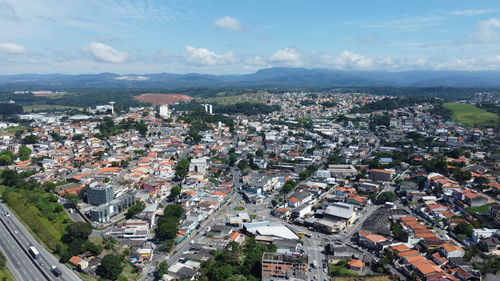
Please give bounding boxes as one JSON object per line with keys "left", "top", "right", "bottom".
{"left": 262, "top": 252, "right": 309, "bottom": 281}
{"left": 159, "top": 104, "right": 170, "bottom": 118}
{"left": 87, "top": 184, "right": 114, "bottom": 206}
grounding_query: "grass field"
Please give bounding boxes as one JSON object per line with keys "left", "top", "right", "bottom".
{"left": 23, "top": 105, "right": 80, "bottom": 112}
{"left": 0, "top": 126, "right": 29, "bottom": 136}
{"left": 443, "top": 102, "right": 500, "bottom": 128}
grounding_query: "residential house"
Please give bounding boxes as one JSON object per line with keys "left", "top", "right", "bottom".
{"left": 287, "top": 191, "right": 312, "bottom": 208}
{"left": 439, "top": 242, "right": 465, "bottom": 258}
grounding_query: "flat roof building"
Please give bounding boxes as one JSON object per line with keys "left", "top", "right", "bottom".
{"left": 262, "top": 252, "right": 309, "bottom": 281}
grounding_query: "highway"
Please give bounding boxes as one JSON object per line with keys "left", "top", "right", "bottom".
{"left": 0, "top": 214, "right": 46, "bottom": 281}
{"left": 0, "top": 203, "right": 82, "bottom": 281}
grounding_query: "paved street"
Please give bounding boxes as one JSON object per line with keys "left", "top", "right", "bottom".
{"left": 141, "top": 167, "right": 241, "bottom": 280}
{"left": 0, "top": 203, "right": 82, "bottom": 281}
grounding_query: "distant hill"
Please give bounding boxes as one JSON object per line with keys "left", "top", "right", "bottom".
{"left": 1, "top": 68, "right": 500, "bottom": 89}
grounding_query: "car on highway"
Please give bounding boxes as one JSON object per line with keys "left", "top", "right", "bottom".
{"left": 4, "top": 211, "right": 10, "bottom": 217}
{"left": 51, "top": 265, "right": 62, "bottom": 277}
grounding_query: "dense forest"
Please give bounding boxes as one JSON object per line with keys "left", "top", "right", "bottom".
{"left": 0, "top": 103, "right": 23, "bottom": 115}
{"left": 477, "top": 103, "right": 500, "bottom": 116}
{"left": 350, "top": 96, "right": 441, "bottom": 113}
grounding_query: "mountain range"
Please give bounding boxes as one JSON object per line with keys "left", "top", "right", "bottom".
{"left": 1, "top": 68, "right": 500, "bottom": 89}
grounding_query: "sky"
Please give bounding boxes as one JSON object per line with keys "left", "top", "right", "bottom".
{"left": 1, "top": 0, "right": 500, "bottom": 74}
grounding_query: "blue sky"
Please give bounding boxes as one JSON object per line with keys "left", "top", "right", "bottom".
{"left": 1, "top": 0, "right": 500, "bottom": 74}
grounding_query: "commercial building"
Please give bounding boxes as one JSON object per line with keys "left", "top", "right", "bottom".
{"left": 328, "top": 164, "right": 358, "bottom": 178}
{"left": 87, "top": 184, "right": 114, "bottom": 206}
{"left": 324, "top": 202, "right": 357, "bottom": 224}
{"left": 369, "top": 169, "right": 393, "bottom": 182}
{"left": 89, "top": 192, "right": 136, "bottom": 223}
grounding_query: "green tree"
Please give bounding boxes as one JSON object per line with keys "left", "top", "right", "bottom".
{"left": 454, "top": 222, "right": 473, "bottom": 237}
{"left": 255, "top": 149, "right": 264, "bottom": 158}
{"left": 72, "top": 134, "right": 84, "bottom": 141}
{"left": 377, "top": 191, "right": 398, "bottom": 204}
{"left": 282, "top": 180, "right": 297, "bottom": 193}
{"left": 125, "top": 201, "right": 146, "bottom": 219}
{"left": 96, "top": 254, "right": 123, "bottom": 280}
{"left": 391, "top": 222, "right": 408, "bottom": 242}
{"left": 42, "top": 181, "right": 57, "bottom": 192}
{"left": 167, "top": 186, "right": 182, "bottom": 201}
{"left": 175, "top": 158, "right": 190, "bottom": 179}
{"left": 0, "top": 169, "right": 24, "bottom": 188}
{"left": 271, "top": 199, "right": 278, "bottom": 207}
{"left": 0, "top": 150, "right": 15, "bottom": 165}
{"left": 452, "top": 167, "right": 471, "bottom": 183}
{"left": 136, "top": 121, "right": 148, "bottom": 137}
{"left": 65, "top": 222, "right": 92, "bottom": 242}
{"left": 237, "top": 160, "right": 248, "bottom": 171}
{"left": 156, "top": 205, "right": 184, "bottom": 242}
{"left": 18, "top": 146, "right": 32, "bottom": 161}
{"left": 155, "top": 261, "right": 169, "bottom": 280}
{"left": 22, "top": 135, "right": 39, "bottom": 144}
{"left": 64, "top": 194, "right": 79, "bottom": 209}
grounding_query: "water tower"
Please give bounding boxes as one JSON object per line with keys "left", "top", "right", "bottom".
{"left": 109, "top": 101, "right": 116, "bottom": 115}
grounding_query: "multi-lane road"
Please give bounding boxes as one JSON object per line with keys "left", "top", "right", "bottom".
{"left": 0, "top": 202, "right": 82, "bottom": 281}
{"left": 0, "top": 215, "right": 46, "bottom": 281}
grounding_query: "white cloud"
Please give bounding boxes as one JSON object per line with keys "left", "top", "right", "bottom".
{"left": 451, "top": 9, "right": 500, "bottom": 16}
{"left": 0, "top": 2, "right": 20, "bottom": 22}
{"left": 361, "top": 35, "right": 379, "bottom": 42}
{"left": 474, "top": 18, "right": 500, "bottom": 42}
{"left": 213, "top": 16, "right": 243, "bottom": 31}
{"left": 334, "top": 51, "right": 374, "bottom": 69}
{"left": 348, "top": 15, "right": 442, "bottom": 31}
{"left": 0, "top": 42, "right": 27, "bottom": 54}
{"left": 85, "top": 42, "right": 127, "bottom": 63}
{"left": 185, "top": 46, "right": 236, "bottom": 65}
{"left": 269, "top": 47, "right": 302, "bottom": 63}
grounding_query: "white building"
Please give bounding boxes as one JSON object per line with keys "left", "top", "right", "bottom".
{"left": 189, "top": 157, "right": 209, "bottom": 174}
{"left": 159, "top": 105, "right": 170, "bottom": 118}
{"left": 472, "top": 228, "right": 499, "bottom": 243}
{"left": 203, "top": 104, "right": 213, "bottom": 114}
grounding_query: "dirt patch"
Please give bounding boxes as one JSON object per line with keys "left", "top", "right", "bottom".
{"left": 134, "top": 93, "right": 192, "bottom": 105}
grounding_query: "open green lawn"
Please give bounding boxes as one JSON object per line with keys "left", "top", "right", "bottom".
{"left": 233, "top": 206, "right": 246, "bottom": 211}
{"left": 443, "top": 102, "right": 500, "bottom": 128}
{"left": 466, "top": 203, "right": 498, "bottom": 214}
{"left": 0, "top": 126, "right": 29, "bottom": 136}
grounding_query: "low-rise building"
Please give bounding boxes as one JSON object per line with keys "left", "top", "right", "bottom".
{"left": 262, "top": 252, "right": 309, "bottom": 281}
